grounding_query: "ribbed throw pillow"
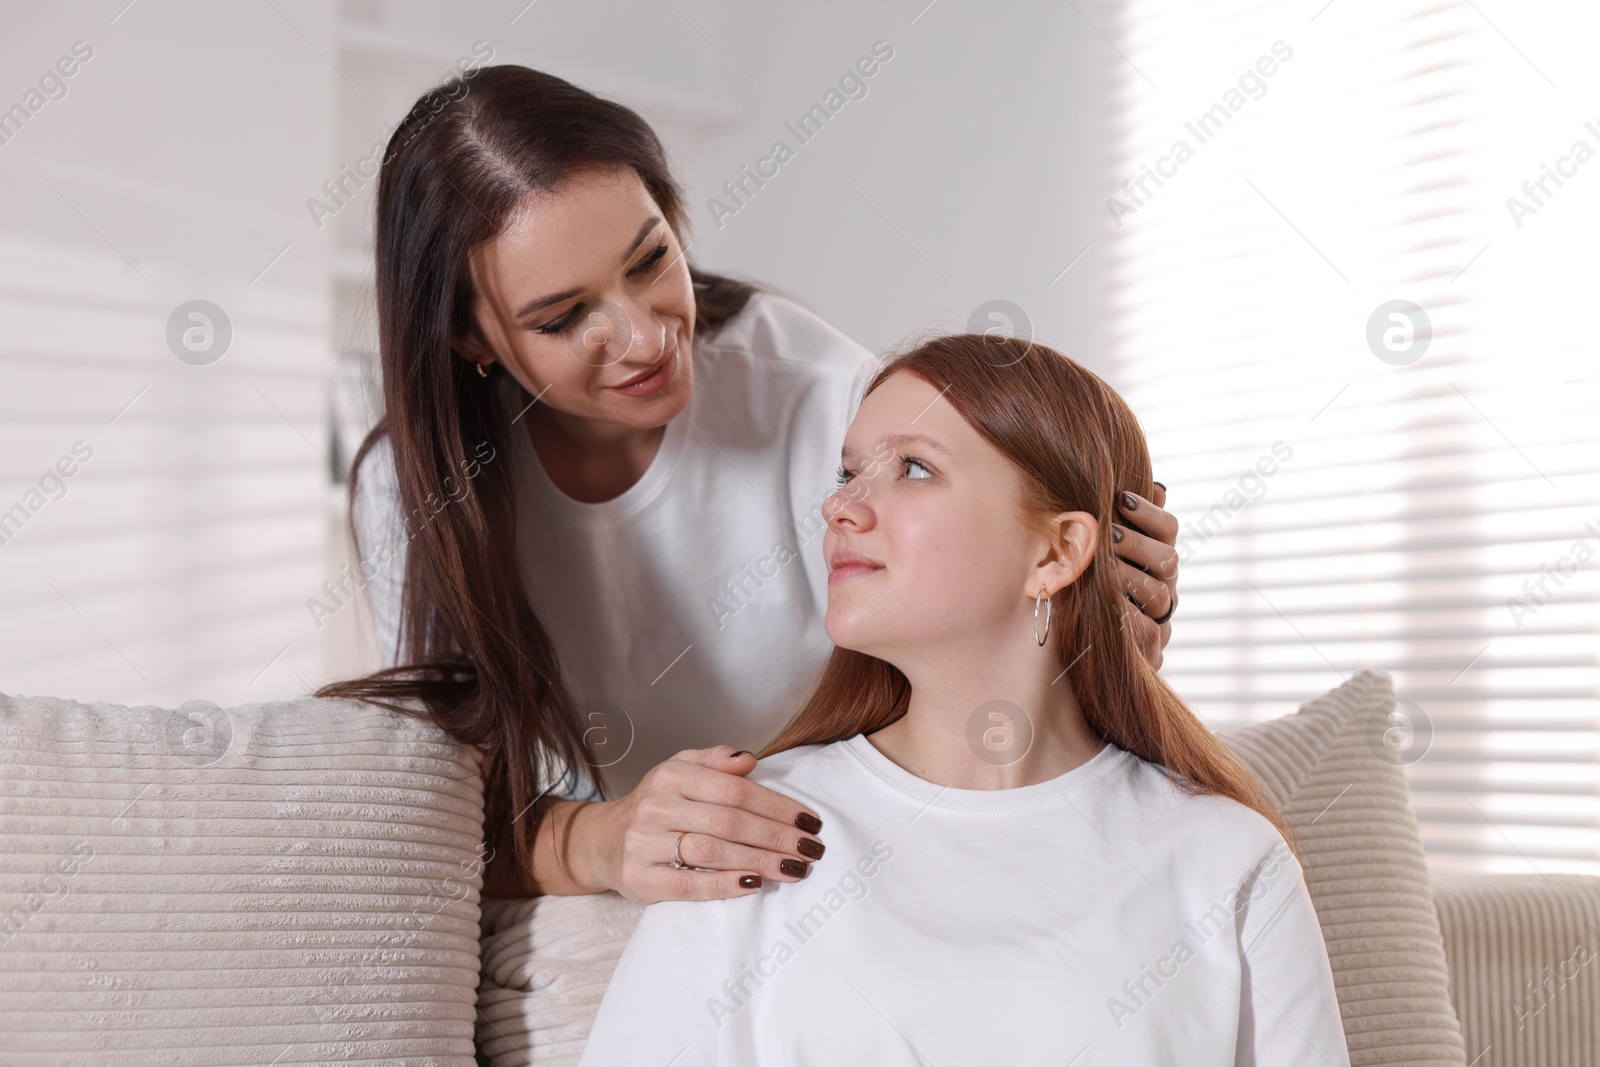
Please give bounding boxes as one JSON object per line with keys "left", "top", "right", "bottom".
{"left": 0, "top": 692, "right": 485, "bottom": 1066}
{"left": 1220, "top": 669, "right": 1468, "bottom": 1067}
{"left": 477, "top": 893, "right": 644, "bottom": 1066}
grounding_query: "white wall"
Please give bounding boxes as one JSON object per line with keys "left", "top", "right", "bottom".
{"left": 0, "top": 2, "right": 336, "bottom": 707}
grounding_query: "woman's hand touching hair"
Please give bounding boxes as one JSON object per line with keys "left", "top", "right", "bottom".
{"left": 1111, "top": 481, "right": 1180, "bottom": 669}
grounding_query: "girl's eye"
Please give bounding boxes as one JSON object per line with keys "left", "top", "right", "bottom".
{"left": 535, "top": 243, "right": 670, "bottom": 336}
{"left": 833, "top": 456, "right": 933, "bottom": 490}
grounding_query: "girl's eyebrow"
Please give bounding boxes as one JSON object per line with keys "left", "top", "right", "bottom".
{"left": 514, "top": 215, "right": 663, "bottom": 319}
{"left": 840, "top": 432, "right": 955, "bottom": 462}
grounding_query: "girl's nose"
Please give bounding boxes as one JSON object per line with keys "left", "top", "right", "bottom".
{"left": 824, "top": 482, "right": 872, "bottom": 531}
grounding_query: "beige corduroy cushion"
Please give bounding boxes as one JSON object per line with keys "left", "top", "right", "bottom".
{"left": 477, "top": 892, "right": 643, "bottom": 1066}
{"left": 0, "top": 692, "right": 486, "bottom": 1067}
{"left": 1220, "top": 668, "right": 1468, "bottom": 1067}
{"left": 1432, "top": 873, "right": 1600, "bottom": 1067}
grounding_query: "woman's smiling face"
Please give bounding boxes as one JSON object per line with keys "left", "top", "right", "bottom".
{"left": 821, "top": 370, "right": 1095, "bottom": 668}
{"left": 453, "top": 164, "right": 696, "bottom": 429}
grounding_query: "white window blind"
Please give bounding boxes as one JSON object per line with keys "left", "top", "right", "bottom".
{"left": 1106, "top": 0, "right": 1600, "bottom": 875}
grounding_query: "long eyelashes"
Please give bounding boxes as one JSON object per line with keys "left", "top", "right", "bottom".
{"left": 833, "top": 456, "right": 933, "bottom": 489}
{"left": 534, "top": 242, "right": 671, "bottom": 336}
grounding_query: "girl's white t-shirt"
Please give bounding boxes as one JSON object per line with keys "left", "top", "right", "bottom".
{"left": 577, "top": 736, "right": 1351, "bottom": 1067}
{"left": 356, "top": 291, "right": 880, "bottom": 797}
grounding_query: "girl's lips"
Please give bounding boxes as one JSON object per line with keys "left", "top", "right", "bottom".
{"left": 828, "top": 562, "right": 884, "bottom": 584}
{"left": 611, "top": 347, "right": 677, "bottom": 395}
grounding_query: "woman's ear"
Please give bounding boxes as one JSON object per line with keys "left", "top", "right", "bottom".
{"left": 1029, "top": 511, "right": 1099, "bottom": 597}
{"left": 451, "top": 327, "right": 495, "bottom": 372}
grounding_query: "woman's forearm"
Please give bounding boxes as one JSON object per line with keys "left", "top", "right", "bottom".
{"left": 486, "top": 797, "right": 615, "bottom": 897}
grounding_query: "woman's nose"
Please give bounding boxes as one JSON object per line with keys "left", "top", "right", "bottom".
{"left": 569, "top": 298, "right": 665, "bottom": 366}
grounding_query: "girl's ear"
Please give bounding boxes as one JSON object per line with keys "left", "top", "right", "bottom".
{"left": 1028, "top": 511, "right": 1099, "bottom": 598}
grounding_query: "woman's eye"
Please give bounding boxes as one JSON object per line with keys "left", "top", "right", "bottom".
{"left": 904, "top": 457, "right": 933, "bottom": 479}
{"left": 629, "top": 243, "right": 669, "bottom": 276}
{"left": 536, "top": 306, "right": 581, "bottom": 335}
{"left": 834, "top": 465, "right": 854, "bottom": 488}
{"left": 536, "top": 243, "right": 668, "bottom": 336}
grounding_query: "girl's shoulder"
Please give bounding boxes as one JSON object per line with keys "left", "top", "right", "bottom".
{"left": 1113, "top": 748, "right": 1296, "bottom": 873}
{"left": 745, "top": 740, "right": 840, "bottom": 787}
{"left": 740, "top": 740, "right": 864, "bottom": 813}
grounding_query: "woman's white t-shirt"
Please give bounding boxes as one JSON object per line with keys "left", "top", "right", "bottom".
{"left": 356, "top": 291, "right": 880, "bottom": 797}
{"left": 577, "top": 736, "right": 1351, "bottom": 1067}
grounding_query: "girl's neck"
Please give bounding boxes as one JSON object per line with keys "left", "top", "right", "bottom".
{"left": 863, "top": 679, "right": 1106, "bottom": 791}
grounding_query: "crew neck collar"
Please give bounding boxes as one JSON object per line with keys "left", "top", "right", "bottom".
{"left": 841, "top": 732, "right": 1131, "bottom": 811}
{"left": 499, "top": 373, "right": 692, "bottom": 527}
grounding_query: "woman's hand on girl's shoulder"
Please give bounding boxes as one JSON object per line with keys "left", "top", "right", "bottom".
{"left": 1111, "top": 481, "right": 1180, "bottom": 668}
{"left": 594, "top": 746, "right": 827, "bottom": 905}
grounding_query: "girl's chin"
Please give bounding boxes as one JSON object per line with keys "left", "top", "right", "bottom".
{"left": 823, "top": 614, "right": 883, "bottom": 656}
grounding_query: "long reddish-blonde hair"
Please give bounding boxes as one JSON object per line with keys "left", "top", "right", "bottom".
{"left": 758, "top": 333, "right": 1297, "bottom": 855}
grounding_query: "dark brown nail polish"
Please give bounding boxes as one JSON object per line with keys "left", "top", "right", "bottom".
{"left": 739, "top": 874, "right": 762, "bottom": 888}
{"left": 780, "top": 859, "right": 808, "bottom": 878}
{"left": 795, "top": 812, "right": 822, "bottom": 834}
{"left": 1111, "top": 525, "right": 1124, "bottom": 543}
{"left": 730, "top": 750, "right": 751, "bottom": 758}
{"left": 797, "top": 837, "right": 825, "bottom": 860}
{"left": 1153, "top": 481, "right": 1166, "bottom": 493}
{"left": 1120, "top": 491, "right": 1138, "bottom": 511}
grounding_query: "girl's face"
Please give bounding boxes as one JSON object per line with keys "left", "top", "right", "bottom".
{"left": 454, "top": 165, "right": 696, "bottom": 429}
{"left": 821, "top": 371, "right": 1098, "bottom": 669}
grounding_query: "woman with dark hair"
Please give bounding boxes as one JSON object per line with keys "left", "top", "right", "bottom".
{"left": 319, "top": 65, "right": 1183, "bottom": 904}
{"left": 577, "top": 334, "right": 1348, "bottom": 1066}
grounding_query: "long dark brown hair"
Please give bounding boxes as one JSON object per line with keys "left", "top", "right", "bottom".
{"left": 758, "top": 334, "right": 1298, "bottom": 855}
{"left": 318, "top": 65, "right": 760, "bottom": 886}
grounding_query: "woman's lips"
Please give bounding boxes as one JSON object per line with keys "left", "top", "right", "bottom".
{"left": 610, "top": 347, "right": 677, "bottom": 395}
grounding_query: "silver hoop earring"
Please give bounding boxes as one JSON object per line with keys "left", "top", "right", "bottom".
{"left": 1034, "top": 584, "right": 1053, "bottom": 646}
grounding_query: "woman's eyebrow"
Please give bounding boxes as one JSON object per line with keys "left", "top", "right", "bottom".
{"left": 515, "top": 215, "right": 663, "bottom": 319}
{"left": 840, "top": 432, "right": 955, "bottom": 461}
